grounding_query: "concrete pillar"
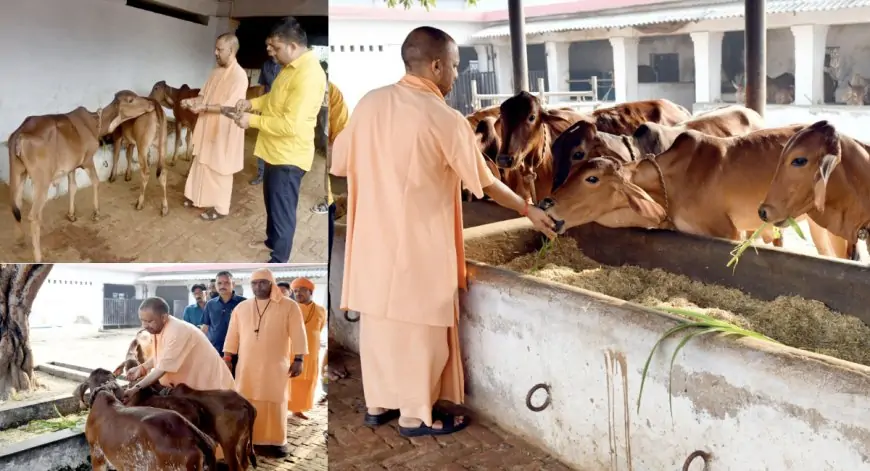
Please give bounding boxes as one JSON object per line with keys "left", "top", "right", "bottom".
{"left": 690, "top": 31, "right": 724, "bottom": 103}
{"left": 791, "top": 24, "right": 829, "bottom": 105}
{"left": 609, "top": 37, "right": 639, "bottom": 102}
{"left": 545, "top": 41, "right": 571, "bottom": 101}
{"left": 474, "top": 45, "right": 492, "bottom": 73}
{"left": 212, "top": 17, "right": 239, "bottom": 39}
{"left": 493, "top": 45, "right": 514, "bottom": 94}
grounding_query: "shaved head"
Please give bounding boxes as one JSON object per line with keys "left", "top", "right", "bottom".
{"left": 217, "top": 33, "right": 239, "bottom": 53}
{"left": 215, "top": 33, "right": 239, "bottom": 67}
{"left": 400, "top": 26, "right": 460, "bottom": 96}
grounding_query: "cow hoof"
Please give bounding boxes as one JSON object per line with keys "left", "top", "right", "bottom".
{"left": 67, "top": 214, "right": 77, "bottom": 222}
{"left": 92, "top": 212, "right": 100, "bottom": 221}
{"left": 108, "top": 176, "right": 116, "bottom": 183}
{"left": 136, "top": 201, "right": 145, "bottom": 211}
{"left": 125, "top": 174, "right": 132, "bottom": 182}
{"left": 168, "top": 161, "right": 176, "bottom": 167}
{"left": 161, "top": 207, "right": 169, "bottom": 217}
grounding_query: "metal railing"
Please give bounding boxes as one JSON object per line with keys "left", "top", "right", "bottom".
{"left": 470, "top": 77, "right": 604, "bottom": 111}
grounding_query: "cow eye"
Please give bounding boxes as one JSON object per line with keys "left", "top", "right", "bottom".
{"left": 527, "top": 115, "right": 535, "bottom": 122}
{"left": 572, "top": 151, "right": 585, "bottom": 160}
{"left": 791, "top": 157, "right": 808, "bottom": 167}
{"left": 585, "top": 176, "right": 599, "bottom": 184}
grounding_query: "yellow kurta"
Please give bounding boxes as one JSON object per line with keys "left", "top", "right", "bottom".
{"left": 288, "top": 302, "right": 326, "bottom": 412}
{"left": 330, "top": 74, "right": 496, "bottom": 426}
{"left": 326, "top": 82, "right": 349, "bottom": 206}
{"left": 151, "top": 316, "right": 235, "bottom": 391}
{"left": 184, "top": 61, "right": 249, "bottom": 215}
{"left": 223, "top": 297, "right": 308, "bottom": 446}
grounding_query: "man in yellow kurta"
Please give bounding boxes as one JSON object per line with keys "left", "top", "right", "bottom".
{"left": 330, "top": 27, "right": 556, "bottom": 437}
{"left": 181, "top": 33, "right": 249, "bottom": 220}
{"left": 124, "top": 297, "right": 235, "bottom": 393}
{"left": 287, "top": 277, "right": 326, "bottom": 418}
{"left": 232, "top": 17, "right": 327, "bottom": 263}
{"left": 222, "top": 268, "right": 308, "bottom": 457}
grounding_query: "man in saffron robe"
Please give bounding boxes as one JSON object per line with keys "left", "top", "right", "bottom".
{"left": 330, "top": 27, "right": 556, "bottom": 437}
{"left": 287, "top": 277, "right": 326, "bottom": 419}
{"left": 125, "top": 297, "right": 235, "bottom": 393}
{"left": 181, "top": 33, "right": 249, "bottom": 221}
{"left": 222, "top": 268, "right": 308, "bottom": 457}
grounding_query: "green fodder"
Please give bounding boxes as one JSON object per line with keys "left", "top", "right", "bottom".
{"left": 499, "top": 238, "right": 870, "bottom": 366}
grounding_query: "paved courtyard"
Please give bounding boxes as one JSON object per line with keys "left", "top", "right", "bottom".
{"left": 327, "top": 348, "right": 574, "bottom": 470}
{"left": 0, "top": 130, "right": 328, "bottom": 263}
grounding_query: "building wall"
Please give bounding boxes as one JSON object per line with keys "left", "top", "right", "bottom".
{"left": 0, "top": 0, "right": 219, "bottom": 198}
{"left": 31, "top": 266, "right": 139, "bottom": 328}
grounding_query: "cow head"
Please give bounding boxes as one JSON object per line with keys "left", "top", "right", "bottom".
{"left": 106, "top": 90, "right": 154, "bottom": 133}
{"left": 551, "top": 120, "right": 638, "bottom": 193}
{"left": 74, "top": 368, "right": 124, "bottom": 408}
{"left": 731, "top": 74, "right": 746, "bottom": 104}
{"left": 759, "top": 120, "right": 841, "bottom": 226}
{"left": 632, "top": 122, "right": 679, "bottom": 156}
{"left": 771, "top": 86, "right": 795, "bottom": 105}
{"left": 149, "top": 81, "right": 175, "bottom": 108}
{"left": 496, "top": 91, "right": 556, "bottom": 170}
{"left": 475, "top": 116, "right": 501, "bottom": 165}
{"left": 536, "top": 157, "right": 668, "bottom": 235}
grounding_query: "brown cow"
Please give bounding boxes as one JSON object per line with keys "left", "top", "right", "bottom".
{"left": 149, "top": 81, "right": 200, "bottom": 164}
{"left": 107, "top": 96, "right": 170, "bottom": 216}
{"left": 112, "top": 329, "right": 154, "bottom": 377}
{"left": 539, "top": 126, "right": 848, "bottom": 259}
{"left": 549, "top": 99, "right": 692, "bottom": 191}
{"left": 632, "top": 105, "right": 765, "bottom": 156}
{"left": 8, "top": 91, "right": 155, "bottom": 262}
{"left": 495, "top": 92, "right": 586, "bottom": 202}
{"left": 758, "top": 120, "right": 865, "bottom": 260}
{"left": 75, "top": 369, "right": 218, "bottom": 471}
{"left": 732, "top": 72, "right": 795, "bottom": 105}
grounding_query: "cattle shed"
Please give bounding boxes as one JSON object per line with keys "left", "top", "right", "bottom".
{"left": 0, "top": 0, "right": 326, "bottom": 200}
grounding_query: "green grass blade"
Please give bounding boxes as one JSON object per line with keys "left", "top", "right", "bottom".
{"left": 636, "top": 323, "right": 702, "bottom": 414}
{"left": 788, "top": 217, "right": 806, "bottom": 241}
{"left": 666, "top": 327, "right": 726, "bottom": 420}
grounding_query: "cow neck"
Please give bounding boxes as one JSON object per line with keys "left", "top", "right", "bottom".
{"left": 637, "top": 156, "right": 672, "bottom": 223}
{"left": 90, "top": 104, "right": 117, "bottom": 138}
{"left": 830, "top": 137, "right": 870, "bottom": 244}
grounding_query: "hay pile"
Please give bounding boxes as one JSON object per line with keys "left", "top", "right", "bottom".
{"left": 499, "top": 238, "right": 870, "bottom": 367}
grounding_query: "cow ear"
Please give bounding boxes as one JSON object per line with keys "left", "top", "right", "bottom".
{"left": 813, "top": 153, "right": 840, "bottom": 212}
{"left": 622, "top": 181, "right": 667, "bottom": 224}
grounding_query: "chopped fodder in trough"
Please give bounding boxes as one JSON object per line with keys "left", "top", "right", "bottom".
{"left": 0, "top": 411, "right": 87, "bottom": 446}
{"left": 498, "top": 238, "right": 870, "bottom": 367}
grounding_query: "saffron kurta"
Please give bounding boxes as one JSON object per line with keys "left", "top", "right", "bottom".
{"left": 330, "top": 74, "right": 496, "bottom": 426}
{"left": 288, "top": 301, "right": 326, "bottom": 412}
{"left": 184, "top": 61, "right": 249, "bottom": 215}
{"left": 223, "top": 279, "right": 308, "bottom": 445}
{"left": 151, "top": 316, "right": 235, "bottom": 391}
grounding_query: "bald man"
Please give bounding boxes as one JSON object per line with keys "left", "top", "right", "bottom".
{"left": 181, "top": 33, "right": 250, "bottom": 221}
{"left": 331, "top": 26, "right": 556, "bottom": 438}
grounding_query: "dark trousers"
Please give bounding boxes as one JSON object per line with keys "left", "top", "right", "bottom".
{"left": 315, "top": 105, "right": 329, "bottom": 155}
{"left": 256, "top": 158, "right": 265, "bottom": 177}
{"left": 327, "top": 202, "right": 335, "bottom": 321}
{"left": 263, "top": 162, "right": 306, "bottom": 263}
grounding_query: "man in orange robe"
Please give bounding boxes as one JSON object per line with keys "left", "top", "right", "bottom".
{"left": 124, "top": 297, "right": 235, "bottom": 393}
{"left": 287, "top": 277, "right": 326, "bottom": 418}
{"left": 222, "top": 268, "right": 308, "bottom": 457}
{"left": 330, "top": 26, "right": 556, "bottom": 437}
{"left": 181, "top": 33, "right": 249, "bottom": 220}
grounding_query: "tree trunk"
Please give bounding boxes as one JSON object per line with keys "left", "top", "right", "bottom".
{"left": 0, "top": 264, "right": 53, "bottom": 400}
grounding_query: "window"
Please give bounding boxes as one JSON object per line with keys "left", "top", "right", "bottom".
{"left": 648, "top": 53, "right": 680, "bottom": 83}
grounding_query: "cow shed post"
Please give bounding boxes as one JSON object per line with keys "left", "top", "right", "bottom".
{"left": 744, "top": 0, "right": 766, "bottom": 116}
{"left": 508, "top": 0, "right": 529, "bottom": 93}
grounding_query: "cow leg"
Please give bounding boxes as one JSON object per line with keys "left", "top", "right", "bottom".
{"left": 158, "top": 162, "right": 168, "bottom": 216}
{"left": 67, "top": 172, "right": 78, "bottom": 222}
{"left": 28, "top": 182, "right": 49, "bottom": 263}
{"left": 184, "top": 126, "right": 193, "bottom": 161}
{"left": 109, "top": 138, "right": 122, "bottom": 183}
{"left": 222, "top": 439, "right": 240, "bottom": 471}
{"left": 84, "top": 162, "right": 100, "bottom": 221}
{"left": 171, "top": 121, "right": 182, "bottom": 166}
{"left": 125, "top": 143, "right": 135, "bottom": 182}
{"left": 10, "top": 167, "right": 26, "bottom": 240}
{"left": 136, "top": 150, "right": 151, "bottom": 212}
{"left": 90, "top": 452, "right": 108, "bottom": 471}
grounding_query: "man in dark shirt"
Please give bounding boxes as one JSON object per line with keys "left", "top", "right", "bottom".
{"left": 250, "top": 56, "right": 283, "bottom": 186}
{"left": 182, "top": 284, "right": 208, "bottom": 327}
{"left": 208, "top": 279, "right": 219, "bottom": 299}
{"left": 202, "top": 271, "right": 246, "bottom": 358}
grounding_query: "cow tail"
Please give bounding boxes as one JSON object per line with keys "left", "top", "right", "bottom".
{"left": 248, "top": 403, "right": 258, "bottom": 468}
{"left": 8, "top": 131, "right": 22, "bottom": 223}
{"left": 155, "top": 102, "right": 167, "bottom": 179}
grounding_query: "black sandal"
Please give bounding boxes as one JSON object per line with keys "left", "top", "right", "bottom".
{"left": 398, "top": 413, "right": 469, "bottom": 437}
{"left": 363, "top": 409, "right": 399, "bottom": 427}
{"left": 200, "top": 208, "right": 226, "bottom": 221}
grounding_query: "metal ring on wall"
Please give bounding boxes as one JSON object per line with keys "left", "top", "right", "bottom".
{"left": 344, "top": 311, "right": 360, "bottom": 323}
{"left": 525, "top": 383, "right": 551, "bottom": 412}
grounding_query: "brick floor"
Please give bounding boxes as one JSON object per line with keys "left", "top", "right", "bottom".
{"left": 0, "top": 130, "right": 327, "bottom": 263}
{"left": 256, "top": 403, "right": 328, "bottom": 471}
{"left": 327, "top": 348, "right": 575, "bottom": 471}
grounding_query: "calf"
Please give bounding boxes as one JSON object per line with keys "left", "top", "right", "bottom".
{"left": 759, "top": 120, "right": 866, "bottom": 260}
{"left": 550, "top": 99, "right": 692, "bottom": 193}
{"left": 75, "top": 369, "right": 217, "bottom": 471}
{"left": 538, "top": 126, "right": 848, "bottom": 259}
{"left": 732, "top": 72, "right": 795, "bottom": 105}
{"left": 112, "top": 329, "right": 154, "bottom": 377}
{"left": 632, "top": 105, "right": 765, "bottom": 156}
{"left": 107, "top": 97, "right": 170, "bottom": 216}
{"left": 149, "top": 81, "right": 200, "bottom": 163}
{"left": 8, "top": 91, "right": 155, "bottom": 262}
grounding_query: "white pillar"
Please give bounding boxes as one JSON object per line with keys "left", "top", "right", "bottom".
{"left": 545, "top": 41, "right": 571, "bottom": 102}
{"left": 791, "top": 25, "right": 829, "bottom": 105}
{"left": 690, "top": 31, "right": 724, "bottom": 103}
{"left": 493, "top": 45, "right": 513, "bottom": 94}
{"left": 473, "top": 45, "right": 492, "bottom": 73}
{"left": 609, "top": 37, "right": 639, "bottom": 103}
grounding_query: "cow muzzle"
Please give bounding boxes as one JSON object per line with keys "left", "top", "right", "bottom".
{"left": 537, "top": 198, "right": 555, "bottom": 211}
{"left": 496, "top": 154, "right": 514, "bottom": 168}
{"left": 757, "top": 204, "right": 789, "bottom": 228}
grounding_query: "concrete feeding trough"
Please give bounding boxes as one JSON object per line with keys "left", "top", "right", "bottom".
{"left": 329, "top": 211, "right": 870, "bottom": 470}
{"left": 0, "top": 363, "right": 114, "bottom": 471}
